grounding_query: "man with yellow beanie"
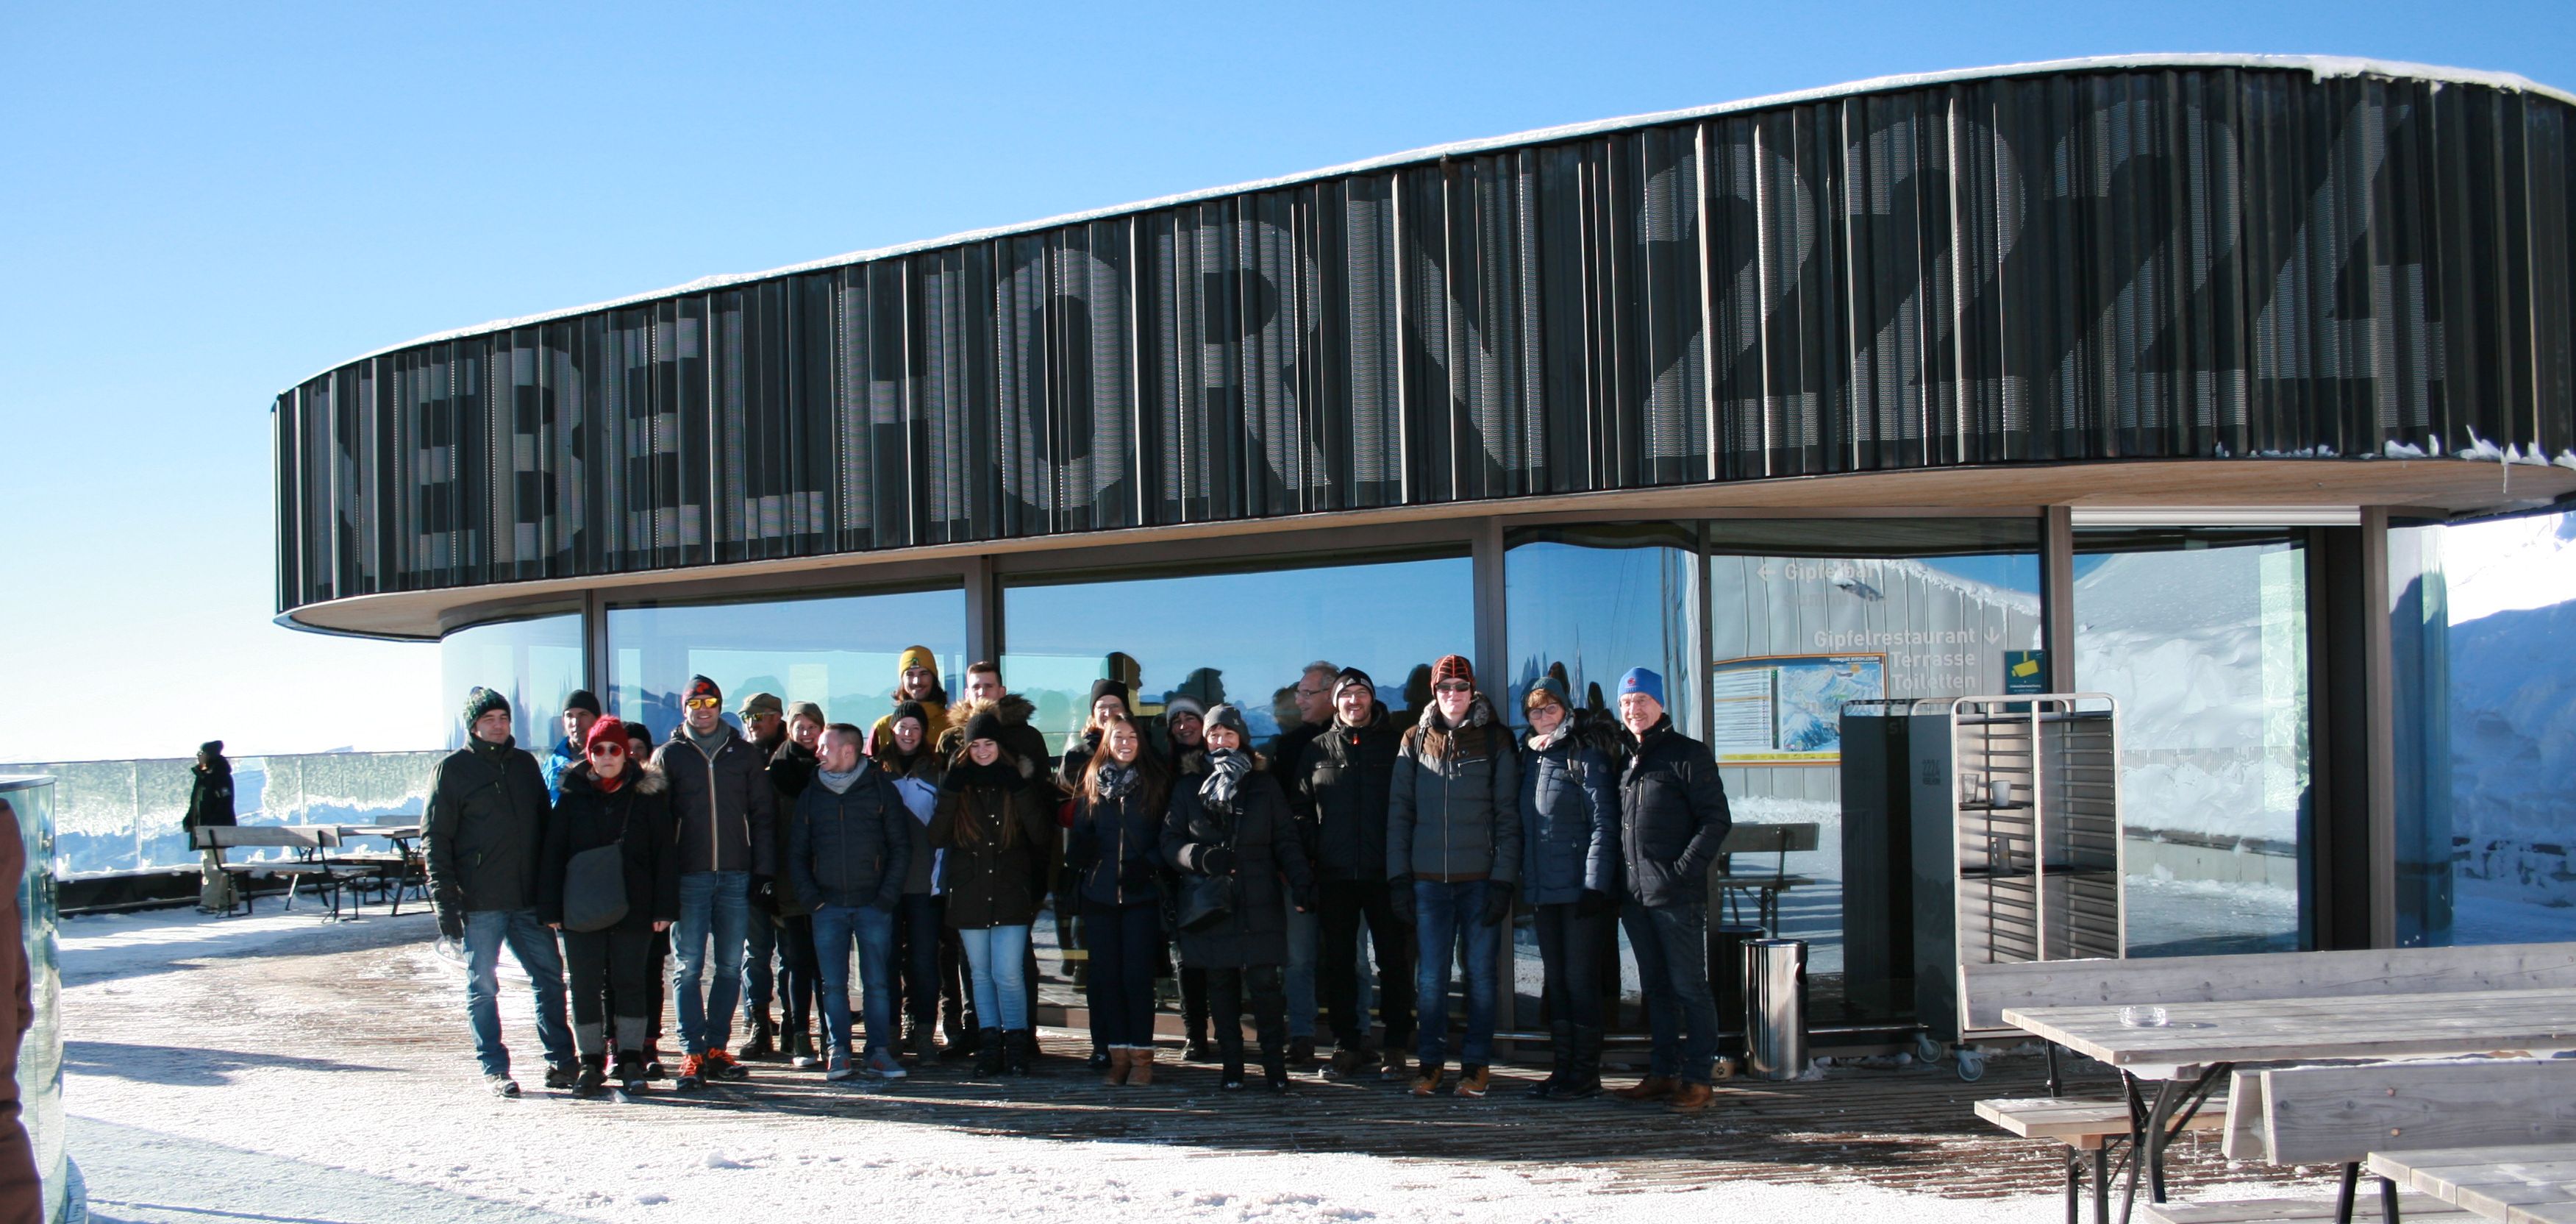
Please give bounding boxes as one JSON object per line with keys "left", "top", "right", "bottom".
{"left": 869, "top": 646, "right": 949, "bottom": 752}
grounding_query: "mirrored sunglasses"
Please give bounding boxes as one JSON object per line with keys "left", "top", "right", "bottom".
{"left": 585, "top": 744, "right": 626, "bottom": 758}
{"left": 683, "top": 696, "right": 721, "bottom": 710}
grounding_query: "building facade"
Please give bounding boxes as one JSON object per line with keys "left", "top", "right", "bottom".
{"left": 276, "top": 57, "right": 2576, "bottom": 1031}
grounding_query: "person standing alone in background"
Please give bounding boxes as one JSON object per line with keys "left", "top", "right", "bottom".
{"left": 183, "top": 740, "right": 237, "bottom": 914}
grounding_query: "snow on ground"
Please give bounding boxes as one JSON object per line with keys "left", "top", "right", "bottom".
{"left": 65, "top": 907, "right": 2076, "bottom": 1224}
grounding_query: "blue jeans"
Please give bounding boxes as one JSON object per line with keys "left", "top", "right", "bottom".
{"left": 462, "top": 909, "right": 574, "bottom": 1078}
{"left": 812, "top": 902, "right": 897, "bottom": 1063}
{"left": 955, "top": 925, "right": 1030, "bottom": 1031}
{"left": 671, "top": 871, "right": 750, "bottom": 1056}
{"left": 1623, "top": 898, "right": 1720, "bottom": 1084}
{"left": 1413, "top": 879, "right": 1498, "bottom": 1067}
{"left": 1283, "top": 892, "right": 1319, "bottom": 1039}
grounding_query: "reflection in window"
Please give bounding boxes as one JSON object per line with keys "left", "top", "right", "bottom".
{"left": 1505, "top": 524, "right": 1700, "bottom": 734}
{"left": 441, "top": 612, "right": 585, "bottom": 750}
{"left": 2074, "top": 529, "right": 2308, "bottom": 956}
{"left": 999, "top": 553, "right": 1474, "bottom": 754}
{"left": 607, "top": 588, "right": 966, "bottom": 743}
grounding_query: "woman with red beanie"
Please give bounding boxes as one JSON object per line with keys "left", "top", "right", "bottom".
{"left": 541, "top": 717, "right": 682, "bottom": 1097}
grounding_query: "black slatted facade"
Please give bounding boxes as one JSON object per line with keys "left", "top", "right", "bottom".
{"left": 276, "top": 65, "right": 2576, "bottom": 616}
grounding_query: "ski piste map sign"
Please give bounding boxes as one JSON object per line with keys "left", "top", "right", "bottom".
{"left": 1709, "top": 653, "right": 1887, "bottom": 765}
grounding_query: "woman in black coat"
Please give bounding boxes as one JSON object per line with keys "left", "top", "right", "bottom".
{"left": 1068, "top": 713, "right": 1173, "bottom": 1086}
{"left": 184, "top": 741, "right": 238, "bottom": 914}
{"left": 1161, "top": 704, "right": 1315, "bottom": 1092}
{"left": 540, "top": 717, "right": 681, "bottom": 1097}
{"left": 928, "top": 709, "right": 1055, "bottom": 1077}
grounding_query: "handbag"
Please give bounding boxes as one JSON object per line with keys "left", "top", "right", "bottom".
{"left": 560, "top": 803, "right": 632, "bottom": 933}
{"left": 1175, "top": 810, "right": 1238, "bottom": 933}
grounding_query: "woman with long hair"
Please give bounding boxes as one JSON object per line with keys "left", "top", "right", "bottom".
{"left": 1070, "top": 714, "right": 1174, "bottom": 1084}
{"left": 539, "top": 717, "right": 681, "bottom": 1097}
{"left": 928, "top": 709, "right": 1055, "bottom": 1077}
{"left": 871, "top": 701, "right": 950, "bottom": 1062}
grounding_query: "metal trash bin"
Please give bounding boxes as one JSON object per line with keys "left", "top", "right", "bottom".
{"left": 1707, "top": 923, "right": 1766, "bottom": 1057}
{"left": 1744, "top": 938, "right": 1808, "bottom": 1081}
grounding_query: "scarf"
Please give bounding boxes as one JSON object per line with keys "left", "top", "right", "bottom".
{"left": 817, "top": 762, "right": 863, "bottom": 794}
{"left": 1527, "top": 721, "right": 1571, "bottom": 752}
{"left": 1093, "top": 761, "right": 1138, "bottom": 803}
{"left": 1199, "top": 747, "right": 1252, "bottom": 811}
{"left": 684, "top": 721, "right": 732, "bottom": 755}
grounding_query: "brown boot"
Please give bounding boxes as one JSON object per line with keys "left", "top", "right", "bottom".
{"left": 1410, "top": 1061, "right": 1446, "bottom": 1097}
{"left": 1612, "top": 1074, "right": 1677, "bottom": 1102}
{"left": 1455, "top": 1064, "right": 1492, "bottom": 1097}
{"left": 1127, "top": 1046, "right": 1155, "bottom": 1086}
{"left": 1667, "top": 1081, "right": 1715, "bottom": 1112}
{"left": 1102, "top": 1047, "right": 1131, "bottom": 1087}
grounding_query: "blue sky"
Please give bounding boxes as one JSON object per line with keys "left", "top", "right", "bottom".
{"left": 4, "top": 1, "right": 2572, "bottom": 762}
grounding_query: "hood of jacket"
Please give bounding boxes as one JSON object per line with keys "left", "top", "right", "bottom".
{"left": 1405, "top": 693, "right": 1501, "bottom": 760}
{"left": 560, "top": 761, "right": 667, "bottom": 797}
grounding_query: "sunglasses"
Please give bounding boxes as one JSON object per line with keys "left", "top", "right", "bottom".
{"left": 1435, "top": 680, "right": 1474, "bottom": 694}
{"left": 683, "top": 696, "right": 721, "bottom": 711}
{"left": 585, "top": 744, "right": 626, "bottom": 758}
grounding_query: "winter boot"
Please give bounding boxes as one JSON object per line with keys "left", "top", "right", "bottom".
{"left": 972, "top": 1029, "right": 1006, "bottom": 1078}
{"left": 1455, "top": 1064, "right": 1492, "bottom": 1097}
{"left": 573, "top": 1055, "right": 609, "bottom": 1098}
{"left": 1285, "top": 1035, "right": 1316, "bottom": 1067}
{"left": 1612, "top": 1074, "right": 1677, "bottom": 1103}
{"left": 1127, "top": 1046, "right": 1156, "bottom": 1086}
{"left": 1557, "top": 1025, "right": 1605, "bottom": 1099}
{"left": 943, "top": 1024, "right": 980, "bottom": 1062}
{"left": 1328, "top": 1042, "right": 1381, "bottom": 1078}
{"left": 484, "top": 1073, "right": 521, "bottom": 1098}
{"left": 1102, "top": 1047, "right": 1131, "bottom": 1086}
{"left": 908, "top": 1022, "right": 938, "bottom": 1063}
{"left": 788, "top": 1025, "right": 819, "bottom": 1070}
{"left": 1263, "top": 1053, "right": 1291, "bottom": 1094}
{"left": 542, "top": 1062, "right": 579, "bottom": 1091}
{"left": 1409, "top": 1061, "right": 1446, "bottom": 1097}
{"left": 1003, "top": 1029, "right": 1036, "bottom": 1077}
{"left": 1668, "top": 1081, "right": 1716, "bottom": 1112}
{"left": 738, "top": 1010, "right": 778, "bottom": 1061}
{"left": 614, "top": 1052, "right": 649, "bottom": 1095}
{"left": 1530, "top": 1022, "right": 1576, "bottom": 1098}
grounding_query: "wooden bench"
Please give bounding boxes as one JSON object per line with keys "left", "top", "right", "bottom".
{"left": 195, "top": 825, "right": 368, "bottom": 918}
{"left": 2369, "top": 1142, "right": 2576, "bottom": 1223}
{"left": 1708, "top": 822, "right": 1819, "bottom": 936}
{"left": 1961, "top": 943, "right": 2576, "bottom": 1042}
{"left": 1980, "top": 1095, "right": 2230, "bottom": 1224}
{"left": 2194, "top": 1059, "right": 2576, "bottom": 1224}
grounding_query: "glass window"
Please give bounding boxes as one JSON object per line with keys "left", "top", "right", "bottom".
{"left": 1505, "top": 523, "right": 1702, "bottom": 736}
{"left": 607, "top": 587, "right": 966, "bottom": 743}
{"left": 999, "top": 552, "right": 1474, "bottom": 754}
{"left": 2074, "top": 527, "right": 2308, "bottom": 957}
{"left": 440, "top": 611, "right": 584, "bottom": 750}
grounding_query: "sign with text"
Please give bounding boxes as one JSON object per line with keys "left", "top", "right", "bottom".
{"left": 1709, "top": 653, "right": 1887, "bottom": 765}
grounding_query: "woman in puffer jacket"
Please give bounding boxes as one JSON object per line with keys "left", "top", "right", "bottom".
{"left": 929, "top": 708, "right": 1055, "bottom": 1078}
{"left": 540, "top": 717, "right": 681, "bottom": 1097}
{"left": 1068, "top": 712, "right": 1174, "bottom": 1085}
{"left": 1161, "top": 704, "right": 1316, "bottom": 1093}
{"left": 1516, "top": 677, "right": 1619, "bottom": 1099}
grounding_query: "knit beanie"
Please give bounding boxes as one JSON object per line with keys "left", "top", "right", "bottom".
{"left": 1088, "top": 677, "right": 1130, "bottom": 708}
{"left": 961, "top": 708, "right": 1007, "bottom": 746}
{"left": 199, "top": 740, "right": 224, "bottom": 758}
{"left": 1330, "top": 666, "right": 1376, "bottom": 701}
{"left": 1617, "top": 667, "right": 1666, "bottom": 708}
{"left": 562, "top": 688, "right": 602, "bottom": 716}
{"left": 1525, "top": 676, "right": 1571, "bottom": 714}
{"left": 1431, "top": 655, "right": 1475, "bottom": 688}
{"left": 891, "top": 701, "right": 930, "bottom": 733}
{"left": 463, "top": 686, "right": 511, "bottom": 727}
{"left": 788, "top": 700, "right": 826, "bottom": 726}
{"left": 1202, "top": 703, "right": 1251, "bottom": 741}
{"left": 685, "top": 675, "right": 722, "bottom": 705}
{"left": 1163, "top": 695, "right": 1205, "bottom": 722}
{"left": 897, "top": 645, "right": 938, "bottom": 679}
{"left": 584, "top": 716, "right": 630, "bottom": 753}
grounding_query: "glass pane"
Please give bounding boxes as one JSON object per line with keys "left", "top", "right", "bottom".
{"left": 1000, "top": 553, "right": 1474, "bottom": 753}
{"left": 1504, "top": 524, "right": 1701, "bottom": 735}
{"left": 440, "top": 611, "right": 585, "bottom": 750}
{"left": 607, "top": 587, "right": 966, "bottom": 743}
{"left": 2394, "top": 510, "right": 2576, "bottom": 945}
{"left": 2075, "top": 528, "right": 2308, "bottom": 956}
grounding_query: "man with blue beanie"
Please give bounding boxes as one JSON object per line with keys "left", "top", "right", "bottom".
{"left": 1608, "top": 666, "right": 1733, "bottom": 1113}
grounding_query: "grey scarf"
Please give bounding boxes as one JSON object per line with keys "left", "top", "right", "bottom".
{"left": 1199, "top": 748, "right": 1252, "bottom": 811}
{"left": 683, "top": 722, "right": 732, "bottom": 755}
{"left": 817, "top": 763, "right": 863, "bottom": 794}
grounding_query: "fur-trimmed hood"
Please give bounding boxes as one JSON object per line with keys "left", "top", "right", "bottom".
{"left": 1402, "top": 693, "right": 1503, "bottom": 760}
{"left": 935, "top": 692, "right": 1038, "bottom": 751}
{"left": 560, "top": 761, "right": 667, "bottom": 797}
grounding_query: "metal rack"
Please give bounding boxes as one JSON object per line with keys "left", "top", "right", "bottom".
{"left": 1948, "top": 694, "right": 2124, "bottom": 1018}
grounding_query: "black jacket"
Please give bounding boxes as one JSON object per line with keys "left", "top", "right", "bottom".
{"left": 765, "top": 739, "right": 818, "bottom": 916}
{"left": 1387, "top": 695, "right": 1523, "bottom": 885}
{"left": 1069, "top": 780, "right": 1167, "bottom": 908}
{"left": 538, "top": 762, "right": 682, "bottom": 932}
{"left": 183, "top": 761, "right": 236, "bottom": 835}
{"left": 424, "top": 737, "right": 552, "bottom": 917}
{"left": 1162, "top": 754, "right": 1315, "bottom": 970}
{"left": 938, "top": 694, "right": 1059, "bottom": 800}
{"left": 789, "top": 761, "right": 914, "bottom": 911}
{"left": 652, "top": 725, "right": 777, "bottom": 877}
{"left": 928, "top": 750, "right": 1055, "bottom": 929}
{"left": 1617, "top": 716, "right": 1734, "bottom": 908}
{"left": 1519, "top": 722, "right": 1619, "bottom": 905}
{"left": 1289, "top": 702, "right": 1399, "bottom": 884}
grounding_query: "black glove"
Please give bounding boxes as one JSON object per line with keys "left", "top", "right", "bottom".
{"left": 1386, "top": 876, "right": 1415, "bottom": 925}
{"left": 1576, "top": 888, "right": 1616, "bottom": 918}
{"left": 1198, "top": 845, "right": 1237, "bottom": 876}
{"left": 1480, "top": 883, "right": 1516, "bottom": 928}
{"left": 749, "top": 875, "right": 779, "bottom": 915}
{"left": 437, "top": 908, "right": 465, "bottom": 942}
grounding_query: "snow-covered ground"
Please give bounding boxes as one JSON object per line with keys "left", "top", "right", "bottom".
{"left": 65, "top": 907, "right": 2086, "bottom": 1224}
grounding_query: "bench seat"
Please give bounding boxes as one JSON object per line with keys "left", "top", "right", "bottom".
{"left": 2138, "top": 1195, "right": 2480, "bottom": 1223}
{"left": 1980, "top": 1096, "right": 2227, "bottom": 1151}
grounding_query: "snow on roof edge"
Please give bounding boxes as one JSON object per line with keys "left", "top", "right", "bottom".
{"left": 280, "top": 53, "right": 2574, "bottom": 397}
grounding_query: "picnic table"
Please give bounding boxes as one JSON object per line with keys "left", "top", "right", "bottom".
{"left": 336, "top": 824, "right": 426, "bottom": 913}
{"left": 2005, "top": 989, "right": 2576, "bottom": 1221}
{"left": 2369, "top": 1143, "right": 2576, "bottom": 1223}
{"left": 194, "top": 822, "right": 426, "bottom": 919}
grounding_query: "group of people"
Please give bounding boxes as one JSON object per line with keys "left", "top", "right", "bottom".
{"left": 421, "top": 648, "right": 1735, "bottom": 1112}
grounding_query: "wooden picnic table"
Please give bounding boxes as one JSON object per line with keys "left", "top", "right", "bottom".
{"left": 2004, "top": 989, "right": 2576, "bottom": 1223}
{"left": 2368, "top": 1142, "right": 2576, "bottom": 1223}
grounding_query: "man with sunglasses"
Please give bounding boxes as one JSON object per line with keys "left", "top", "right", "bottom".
{"left": 650, "top": 675, "right": 779, "bottom": 1089}
{"left": 426, "top": 686, "right": 576, "bottom": 1097}
{"left": 1385, "top": 654, "right": 1521, "bottom": 1100}
{"left": 1267, "top": 661, "right": 1339, "bottom": 1069}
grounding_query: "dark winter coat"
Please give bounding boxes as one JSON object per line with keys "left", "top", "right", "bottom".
{"left": 652, "top": 724, "right": 777, "bottom": 877}
{"left": 789, "top": 761, "right": 914, "bottom": 912}
{"left": 1618, "top": 716, "right": 1734, "bottom": 908}
{"left": 182, "top": 761, "right": 236, "bottom": 836}
{"left": 1162, "top": 754, "right": 1316, "bottom": 970}
{"left": 424, "top": 737, "right": 552, "bottom": 917}
{"left": 937, "top": 694, "right": 1057, "bottom": 797}
{"left": 1288, "top": 701, "right": 1399, "bottom": 884}
{"left": 1068, "top": 778, "right": 1168, "bottom": 908}
{"left": 537, "top": 762, "right": 682, "bottom": 933}
{"left": 871, "top": 738, "right": 946, "bottom": 896}
{"left": 927, "top": 751, "right": 1055, "bottom": 929}
{"left": 1386, "top": 695, "right": 1523, "bottom": 885}
{"left": 763, "top": 738, "right": 818, "bottom": 916}
{"left": 1519, "top": 722, "right": 1618, "bottom": 905}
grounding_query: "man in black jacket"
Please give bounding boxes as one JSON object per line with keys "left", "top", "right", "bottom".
{"left": 790, "top": 723, "right": 913, "bottom": 1081}
{"left": 1291, "top": 666, "right": 1416, "bottom": 1078}
{"left": 1607, "top": 667, "right": 1733, "bottom": 1113}
{"left": 649, "top": 675, "right": 778, "bottom": 1089}
{"left": 425, "top": 687, "right": 574, "bottom": 1097}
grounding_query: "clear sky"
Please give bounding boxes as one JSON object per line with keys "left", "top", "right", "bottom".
{"left": 4, "top": 1, "right": 2572, "bottom": 764}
